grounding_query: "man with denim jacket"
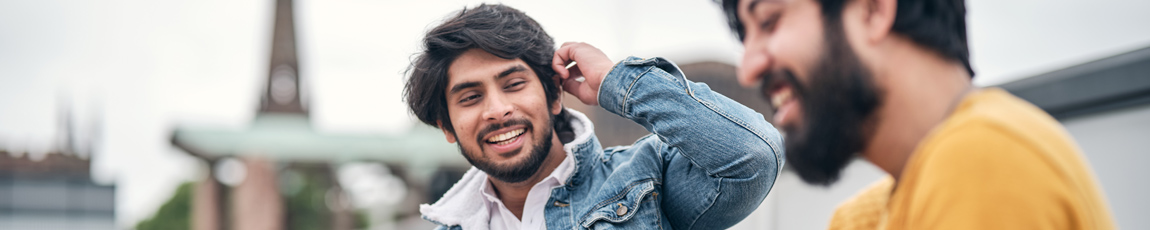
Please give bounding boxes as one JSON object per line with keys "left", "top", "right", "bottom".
{"left": 404, "top": 4, "right": 783, "bottom": 230}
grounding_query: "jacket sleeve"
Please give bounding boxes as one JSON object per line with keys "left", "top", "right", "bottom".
{"left": 597, "top": 57, "right": 785, "bottom": 229}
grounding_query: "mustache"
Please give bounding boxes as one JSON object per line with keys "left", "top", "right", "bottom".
{"left": 475, "top": 118, "right": 533, "bottom": 143}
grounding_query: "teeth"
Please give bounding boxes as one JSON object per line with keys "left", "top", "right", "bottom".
{"left": 771, "top": 88, "right": 793, "bottom": 108}
{"left": 486, "top": 128, "right": 525, "bottom": 143}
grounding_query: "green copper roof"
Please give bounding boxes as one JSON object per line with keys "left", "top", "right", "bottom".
{"left": 171, "top": 114, "right": 466, "bottom": 169}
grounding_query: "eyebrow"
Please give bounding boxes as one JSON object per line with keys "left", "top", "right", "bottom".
{"left": 448, "top": 65, "right": 528, "bottom": 95}
{"left": 747, "top": 0, "right": 782, "bottom": 13}
{"left": 498, "top": 65, "right": 527, "bottom": 79}
{"left": 748, "top": 0, "right": 762, "bottom": 11}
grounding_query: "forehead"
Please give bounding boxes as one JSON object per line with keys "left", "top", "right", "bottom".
{"left": 447, "top": 49, "right": 530, "bottom": 85}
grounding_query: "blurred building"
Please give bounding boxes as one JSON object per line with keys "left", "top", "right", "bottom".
{"left": 167, "top": 0, "right": 465, "bottom": 229}
{"left": 0, "top": 114, "right": 114, "bottom": 230}
{"left": 0, "top": 152, "right": 115, "bottom": 230}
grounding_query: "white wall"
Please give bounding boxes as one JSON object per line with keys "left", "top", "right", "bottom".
{"left": 1060, "top": 104, "right": 1150, "bottom": 230}
{"left": 731, "top": 160, "right": 886, "bottom": 230}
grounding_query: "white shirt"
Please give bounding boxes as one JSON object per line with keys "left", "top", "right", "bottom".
{"left": 480, "top": 151, "right": 575, "bottom": 230}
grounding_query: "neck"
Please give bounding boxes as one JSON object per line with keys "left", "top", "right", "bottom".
{"left": 487, "top": 131, "right": 567, "bottom": 219}
{"left": 862, "top": 42, "right": 972, "bottom": 182}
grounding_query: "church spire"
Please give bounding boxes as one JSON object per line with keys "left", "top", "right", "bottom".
{"left": 260, "top": 0, "right": 307, "bottom": 115}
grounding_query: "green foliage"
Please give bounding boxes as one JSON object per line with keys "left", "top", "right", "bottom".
{"left": 354, "top": 210, "right": 370, "bottom": 229}
{"left": 285, "top": 169, "right": 330, "bottom": 230}
{"left": 132, "top": 170, "right": 374, "bottom": 230}
{"left": 136, "top": 182, "right": 193, "bottom": 230}
{"left": 284, "top": 168, "right": 375, "bottom": 230}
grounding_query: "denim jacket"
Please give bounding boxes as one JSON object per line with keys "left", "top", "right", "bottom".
{"left": 420, "top": 57, "right": 784, "bottom": 230}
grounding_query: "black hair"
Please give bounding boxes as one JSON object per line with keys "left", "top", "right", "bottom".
{"left": 404, "top": 4, "right": 560, "bottom": 131}
{"left": 721, "top": 0, "right": 975, "bottom": 77}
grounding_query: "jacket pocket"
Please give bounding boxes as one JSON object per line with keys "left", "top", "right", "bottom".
{"left": 578, "top": 179, "right": 662, "bottom": 229}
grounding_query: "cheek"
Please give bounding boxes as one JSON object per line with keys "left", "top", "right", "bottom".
{"left": 770, "top": 5, "right": 825, "bottom": 80}
{"left": 514, "top": 88, "right": 553, "bottom": 128}
{"left": 515, "top": 85, "right": 552, "bottom": 110}
{"left": 838, "top": 8, "right": 880, "bottom": 70}
{"left": 448, "top": 108, "right": 481, "bottom": 142}
{"left": 528, "top": 96, "right": 550, "bottom": 110}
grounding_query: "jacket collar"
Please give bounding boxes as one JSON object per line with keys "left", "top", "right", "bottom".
{"left": 420, "top": 108, "right": 597, "bottom": 229}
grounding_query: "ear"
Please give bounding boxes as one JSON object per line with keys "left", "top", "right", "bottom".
{"left": 865, "top": 0, "right": 898, "bottom": 43}
{"left": 550, "top": 75, "right": 564, "bottom": 115}
{"left": 437, "top": 121, "right": 457, "bottom": 143}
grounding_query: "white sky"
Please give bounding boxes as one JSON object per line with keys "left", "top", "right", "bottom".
{"left": 1, "top": 0, "right": 1148, "bottom": 228}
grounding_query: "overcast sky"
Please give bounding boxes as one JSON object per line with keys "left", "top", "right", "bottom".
{"left": 2, "top": 0, "right": 1149, "bottom": 227}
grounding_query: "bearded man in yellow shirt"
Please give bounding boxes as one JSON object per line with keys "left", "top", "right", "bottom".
{"left": 720, "top": 0, "right": 1114, "bottom": 229}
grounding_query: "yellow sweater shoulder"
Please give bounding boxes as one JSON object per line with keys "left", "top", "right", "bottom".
{"left": 890, "top": 88, "right": 1114, "bottom": 230}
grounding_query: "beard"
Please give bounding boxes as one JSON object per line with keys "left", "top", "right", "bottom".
{"left": 761, "top": 19, "right": 882, "bottom": 186}
{"left": 457, "top": 116, "right": 554, "bottom": 183}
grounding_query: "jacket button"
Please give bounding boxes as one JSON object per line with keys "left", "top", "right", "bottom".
{"left": 616, "top": 203, "right": 628, "bottom": 216}
{"left": 553, "top": 201, "right": 569, "bottom": 207}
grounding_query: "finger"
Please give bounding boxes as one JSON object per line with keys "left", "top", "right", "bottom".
{"left": 567, "top": 64, "right": 584, "bottom": 80}
{"left": 553, "top": 51, "right": 569, "bottom": 79}
{"left": 552, "top": 44, "right": 577, "bottom": 79}
{"left": 559, "top": 41, "right": 581, "bottom": 48}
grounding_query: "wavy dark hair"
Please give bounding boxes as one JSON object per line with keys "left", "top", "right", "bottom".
{"left": 721, "top": 0, "right": 974, "bottom": 77}
{"left": 404, "top": 4, "right": 560, "bottom": 131}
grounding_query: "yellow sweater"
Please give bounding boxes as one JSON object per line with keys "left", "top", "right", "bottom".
{"left": 828, "top": 88, "right": 1114, "bottom": 230}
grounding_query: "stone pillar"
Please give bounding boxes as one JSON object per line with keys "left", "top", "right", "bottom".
{"left": 329, "top": 183, "right": 353, "bottom": 230}
{"left": 231, "top": 157, "right": 284, "bottom": 230}
{"left": 192, "top": 161, "right": 223, "bottom": 230}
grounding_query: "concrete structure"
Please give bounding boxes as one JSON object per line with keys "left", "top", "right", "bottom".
{"left": 0, "top": 152, "right": 115, "bottom": 230}
{"left": 0, "top": 105, "right": 114, "bottom": 230}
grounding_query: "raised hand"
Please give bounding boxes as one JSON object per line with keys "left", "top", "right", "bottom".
{"left": 552, "top": 42, "right": 614, "bottom": 106}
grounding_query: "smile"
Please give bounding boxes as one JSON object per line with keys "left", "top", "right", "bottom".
{"left": 770, "top": 86, "right": 794, "bottom": 109}
{"left": 769, "top": 84, "right": 800, "bottom": 126}
{"left": 486, "top": 128, "right": 526, "bottom": 146}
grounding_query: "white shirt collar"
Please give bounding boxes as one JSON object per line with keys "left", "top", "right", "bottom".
{"left": 478, "top": 149, "right": 575, "bottom": 230}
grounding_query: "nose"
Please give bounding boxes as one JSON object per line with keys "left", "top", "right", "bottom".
{"left": 737, "top": 41, "right": 772, "bottom": 87}
{"left": 482, "top": 92, "right": 514, "bottom": 122}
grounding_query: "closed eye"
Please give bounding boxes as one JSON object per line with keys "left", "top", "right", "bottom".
{"left": 760, "top": 12, "right": 781, "bottom": 33}
{"left": 459, "top": 94, "right": 481, "bottom": 104}
{"left": 504, "top": 81, "right": 526, "bottom": 91}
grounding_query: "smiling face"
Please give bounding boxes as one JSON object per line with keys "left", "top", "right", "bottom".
{"left": 442, "top": 48, "right": 562, "bottom": 183}
{"left": 733, "top": 0, "right": 883, "bottom": 185}
{"left": 734, "top": 0, "right": 824, "bottom": 126}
